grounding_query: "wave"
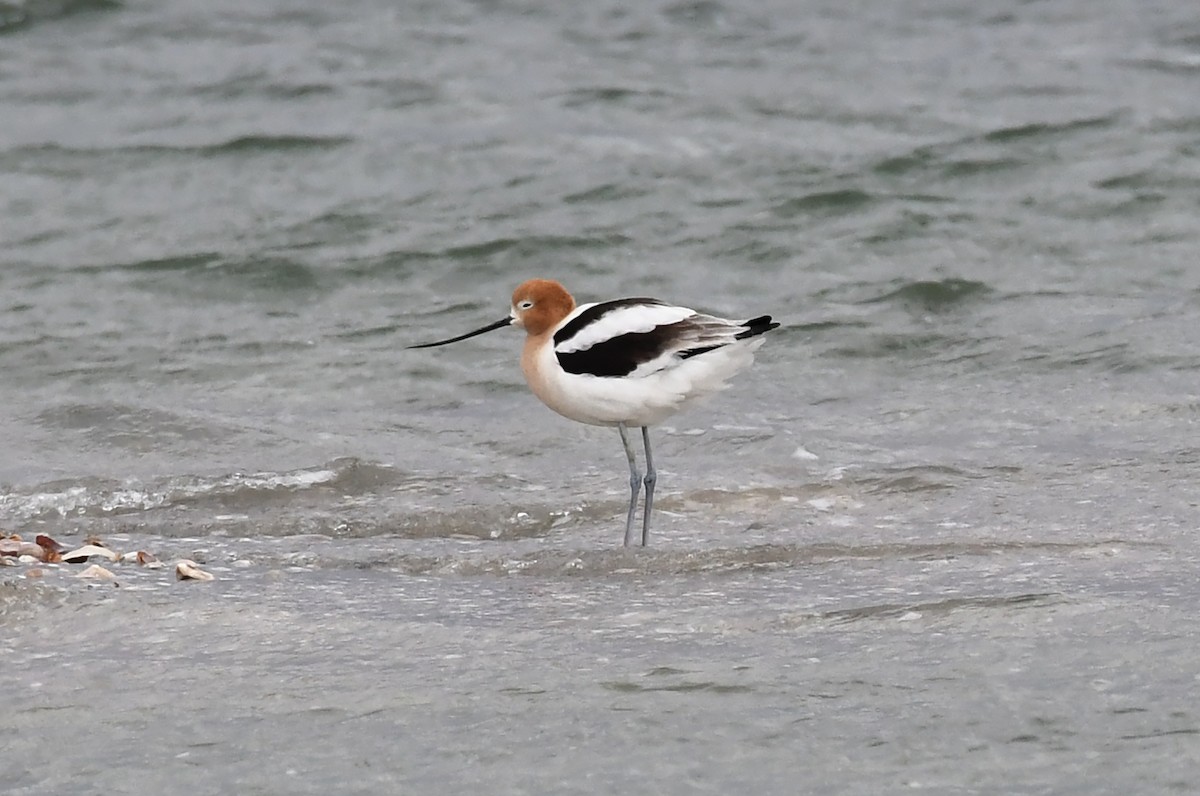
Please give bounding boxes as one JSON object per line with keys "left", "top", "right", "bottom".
{"left": 68, "top": 254, "right": 324, "bottom": 300}
{"left": 0, "top": 462, "right": 968, "bottom": 540}
{"left": 980, "top": 115, "right": 1119, "bottom": 144}
{"left": 770, "top": 189, "right": 874, "bottom": 218}
{"left": 2, "top": 136, "right": 351, "bottom": 161}
{"left": 870, "top": 114, "right": 1120, "bottom": 180}
{"left": 0, "top": 0, "right": 118, "bottom": 35}
{"left": 356, "top": 540, "right": 1129, "bottom": 578}
{"left": 860, "top": 278, "right": 994, "bottom": 313}
{"left": 0, "top": 458, "right": 380, "bottom": 523}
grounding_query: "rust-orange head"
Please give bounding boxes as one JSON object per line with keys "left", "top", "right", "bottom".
{"left": 510, "top": 279, "right": 575, "bottom": 336}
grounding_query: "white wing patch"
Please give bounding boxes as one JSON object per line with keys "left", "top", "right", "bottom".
{"left": 555, "top": 302, "right": 695, "bottom": 354}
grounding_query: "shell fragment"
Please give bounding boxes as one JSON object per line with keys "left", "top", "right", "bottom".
{"left": 175, "top": 560, "right": 215, "bottom": 582}
{"left": 62, "top": 545, "right": 121, "bottom": 564}
{"left": 76, "top": 564, "right": 118, "bottom": 581}
{"left": 121, "top": 550, "right": 162, "bottom": 568}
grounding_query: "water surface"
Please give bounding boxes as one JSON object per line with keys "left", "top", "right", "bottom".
{"left": 2, "top": 0, "right": 1199, "bottom": 792}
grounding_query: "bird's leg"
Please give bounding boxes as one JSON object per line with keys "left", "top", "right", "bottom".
{"left": 640, "top": 426, "right": 656, "bottom": 547}
{"left": 617, "top": 423, "right": 642, "bottom": 547}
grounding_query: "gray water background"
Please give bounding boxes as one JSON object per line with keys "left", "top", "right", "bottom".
{"left": 2, "top": 0, "right": 1200, "bottom": 792}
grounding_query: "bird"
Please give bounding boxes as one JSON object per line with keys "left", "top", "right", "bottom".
{"left": 409, "top": 279, "right": 779, "bottom": 547}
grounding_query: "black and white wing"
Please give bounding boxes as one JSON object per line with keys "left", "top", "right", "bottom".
{"left": 553, "top": 298, "right": 776, "bottom": 378}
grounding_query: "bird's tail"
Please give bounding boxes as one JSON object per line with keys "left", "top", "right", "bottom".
{"left": 735, "top": 315, "right": 780, "bottom": 340}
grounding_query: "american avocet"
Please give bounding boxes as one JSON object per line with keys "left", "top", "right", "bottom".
{"left": 410, "top": 279, "right": 779, "bottom": 547}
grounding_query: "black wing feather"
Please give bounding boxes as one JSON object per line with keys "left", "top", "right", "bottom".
{"left": 558, "top": 322, "right": 687, "bottom": 377}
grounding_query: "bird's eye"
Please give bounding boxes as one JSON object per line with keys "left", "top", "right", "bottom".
{"left": 517, "top": 300, "right": 534, "bottom": 310}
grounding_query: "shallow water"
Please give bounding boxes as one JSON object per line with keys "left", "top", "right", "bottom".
{"left": 3, "top": 0, "right": 1200, "bottom": 792}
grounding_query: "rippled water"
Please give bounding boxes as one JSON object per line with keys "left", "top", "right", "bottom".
{"left": 3, "top": 0, "right": 1200, "bottom": 792}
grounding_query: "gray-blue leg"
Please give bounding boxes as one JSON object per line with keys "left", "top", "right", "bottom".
{"left": 618, "top": 424, "right": 641, "bottom": 547}
{"left": 641, "top": 426, "right": 656, "bottom": 547}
